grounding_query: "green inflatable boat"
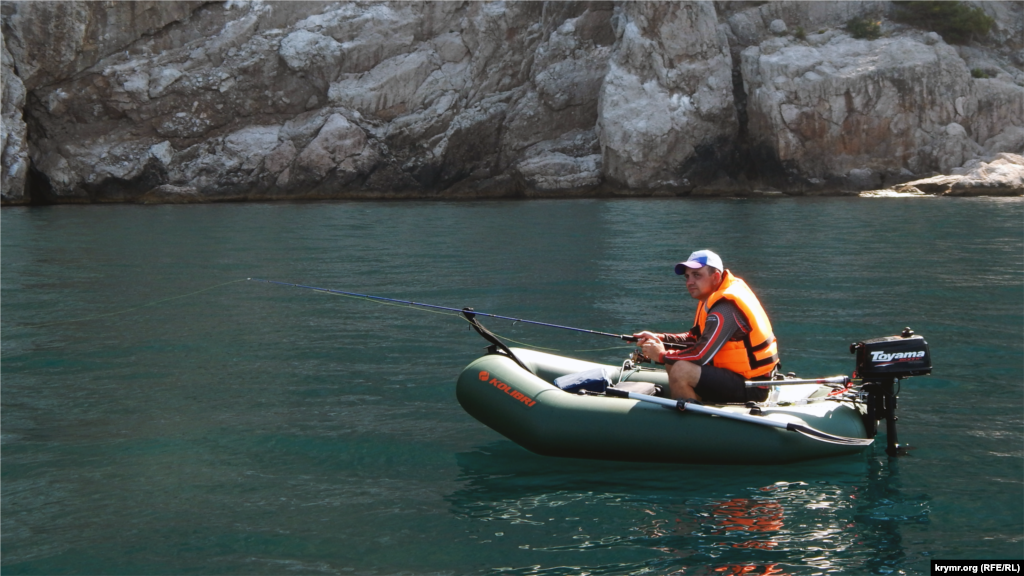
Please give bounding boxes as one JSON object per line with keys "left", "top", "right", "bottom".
{"left": 456, "top": 322, "right": 932, "bottom": 464}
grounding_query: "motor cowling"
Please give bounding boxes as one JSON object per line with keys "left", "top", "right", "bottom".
{"left": 850, "top": 328, "right": 930, "bottom": 457}
{"left": 851, "top": 327, "right": 932, "bottom": 381}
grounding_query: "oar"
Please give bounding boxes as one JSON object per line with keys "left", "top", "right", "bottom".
{"left": 605, "top": 388, "right": 873, "bottom": 447}
{"left": 745, "top": 376, "right": 850, "bottom": 388}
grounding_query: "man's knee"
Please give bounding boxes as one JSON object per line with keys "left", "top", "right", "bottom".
{"left": 667, "top": 361, "right": 701, "bottom": 400}
{"left": 668, "top": 361, "right": 700, "bottom": 386}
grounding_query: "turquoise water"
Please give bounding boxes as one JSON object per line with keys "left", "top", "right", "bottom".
{"left": 2, "top": 198, "right": 1021, "bottom": 575}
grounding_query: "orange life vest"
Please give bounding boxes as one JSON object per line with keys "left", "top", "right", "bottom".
{"left": 694, "top": 270, "right": 779, "bottom": 378}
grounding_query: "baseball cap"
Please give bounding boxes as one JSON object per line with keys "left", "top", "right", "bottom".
{"left": 674, "top": 250, "right": 723, "bottom": 275}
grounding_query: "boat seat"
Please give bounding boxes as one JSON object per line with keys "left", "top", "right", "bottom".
{"left": 553, "top": 367, "right": 614, "bottom": 393}
{"left": 553, "top": 367, "right": 660, "bottom": 396}
{"left": 608, "top": 381, "right": 659, "bottom": 396}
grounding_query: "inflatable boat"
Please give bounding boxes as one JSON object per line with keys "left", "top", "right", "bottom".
{"left": 455, "top": 317, "right": 932, "bottom": 464}
{"left": 248, "top": 280, "right": 931, "bottom": 464}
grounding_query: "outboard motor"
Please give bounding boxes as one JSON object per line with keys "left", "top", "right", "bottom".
{"left": 851, "top": 327, "right": 932, "bottom": 456}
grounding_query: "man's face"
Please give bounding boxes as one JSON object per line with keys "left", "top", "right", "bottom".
{"left": 682, "top": 266, "right": 722, "bottom": 300}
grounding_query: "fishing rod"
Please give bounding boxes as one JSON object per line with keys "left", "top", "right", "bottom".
{"left": 249, "top": 278, "right": 685, "bottom": 347}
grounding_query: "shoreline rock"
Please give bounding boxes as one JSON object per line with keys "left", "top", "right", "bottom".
{"left": 880, "top": 152, "right": 1024, "bottom": 196}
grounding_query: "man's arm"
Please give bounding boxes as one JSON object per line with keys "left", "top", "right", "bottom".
{"left": 659, "top": 301, "right": 748, "bottom": 365}
{"left": 659, "top": 330, "right": 698, "bottom": 345}
{"left": 631, "top": 329, "right": 697, "bottom": 346}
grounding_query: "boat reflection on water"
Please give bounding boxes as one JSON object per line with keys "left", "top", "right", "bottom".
{"left": 703, "top": 562, "right": 787, "bottom": 576}
{"left": 707, "top": 497, "right": 785, "bottom": 540}
{"left": 447, "top": 442, "right": 928, "bottom": 575}
{"left": 655, "top": 496, "right": 788, "bottom": 576}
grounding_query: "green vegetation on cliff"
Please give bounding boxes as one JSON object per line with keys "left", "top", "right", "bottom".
{"left": 847, "top": 17, "right": 881, "bottom": 40}
{"left": 893, "top": 1, "right": 994, "bottom": 44}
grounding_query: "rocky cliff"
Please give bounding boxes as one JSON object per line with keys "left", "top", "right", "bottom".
{"left": 2, "top": 0, "right": 1021, "bottom": 205}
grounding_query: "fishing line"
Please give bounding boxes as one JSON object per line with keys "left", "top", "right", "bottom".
{"left": 255, "top": 278, "right": 636, "bottom": 354}
{"left": 17, "top": 276, "right": 637, "bottom": 355}
{"left": 468, "top": 325, "right": 630, "bottom": 352}
{"left": 16, "top": 278, "right": 248, "bottom": 330}
{"left": 320, "top": 285, "right": 633, "bottom": 353}
{"left": 307, "top": 285, "right": 463, "bottom": 318}
{"left": 309, "top": 285, "right": 561, "bottom": 350}
{"left": 250, "top": 278, "right": 635, "bottom": 341}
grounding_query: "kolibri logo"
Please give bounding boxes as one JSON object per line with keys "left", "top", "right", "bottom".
{"left": 478, "top": 370, "right": 536, "bottom": 408}
{"left": 870, "top": 350, "right": 926, "bottom": 365}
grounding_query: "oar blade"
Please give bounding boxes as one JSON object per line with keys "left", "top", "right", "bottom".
{"left": 788, "top": 423, "right": 874, "bottom": 446}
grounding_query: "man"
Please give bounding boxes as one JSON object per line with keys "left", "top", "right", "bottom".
{"left": 633, "top": 250, "right": 779, "bottom": 404}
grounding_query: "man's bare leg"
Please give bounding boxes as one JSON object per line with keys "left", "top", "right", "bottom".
{"left": 667, "top": 361, "right": 702, "bottom": 400}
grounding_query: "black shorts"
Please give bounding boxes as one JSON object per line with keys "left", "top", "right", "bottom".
{"left": 694, "top": 365, "right": 769, "bottom": 404}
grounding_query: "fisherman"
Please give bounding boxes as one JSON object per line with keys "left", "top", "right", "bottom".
{"left": 633, "top": 250, "right": 779, "bottom": 403}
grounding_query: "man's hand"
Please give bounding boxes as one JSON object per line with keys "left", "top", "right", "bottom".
{"left": 632, "top": 332, "right": 666, "bottom": 364}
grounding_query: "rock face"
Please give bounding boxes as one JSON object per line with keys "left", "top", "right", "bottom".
{"left": 2, "top": 28, "right": 28, "bottom": 200}
{"left": 598, "top": 2, "right": 737, "bottom": 190}
{"left": 3, "top": 1, "right": 623, "bottom": 203}
{"left": 1, "top": 0, "right": 1022, "bottom": 204}
{"left": 741, "top": 31, "right": 1024, "bottom": 191}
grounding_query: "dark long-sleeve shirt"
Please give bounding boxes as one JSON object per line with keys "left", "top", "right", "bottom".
{"left": 657, "top": 300, "right": 750, "bottom": 366}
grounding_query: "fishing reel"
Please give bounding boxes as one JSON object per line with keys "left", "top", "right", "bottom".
{"left": 630, "top": 348, "right": 652, "bottom": 365}
{"left": 628, "top": 336, "right": 696, "bottom": 366}
{"left": 629, "top": 340, "right": 694, "bottom": 365}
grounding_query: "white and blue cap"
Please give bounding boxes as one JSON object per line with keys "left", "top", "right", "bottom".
{"left": 674, "top": 250, "right": 723, "bottom": 275}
